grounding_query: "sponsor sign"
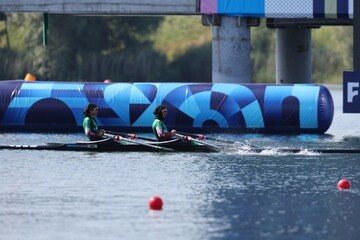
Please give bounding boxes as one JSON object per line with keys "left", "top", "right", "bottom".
{"left": 343, "top": 71, "right": 360, "bottom": 113}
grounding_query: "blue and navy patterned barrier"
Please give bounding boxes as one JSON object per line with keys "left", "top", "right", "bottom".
{"left": 0, "top": 80, "right": 333, "bottom": 133}
{"left": 200, "top": 0, "right": 353, "bottom": 19}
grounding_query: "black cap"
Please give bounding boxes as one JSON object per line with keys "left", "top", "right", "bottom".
{"left": 83, "top": 103, "right": 98, "bottom": 117}
{"left": 153, "top": 104, "right": 167, "bottom": 120}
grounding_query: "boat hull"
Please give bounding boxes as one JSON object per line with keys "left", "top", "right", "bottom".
{"left": 2, "top": 142, "right": 360, "bottom": 154}
{"left": 0, "top": 139, "right": 218, "bottom": 152}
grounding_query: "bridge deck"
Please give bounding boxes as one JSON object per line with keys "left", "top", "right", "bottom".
{"left": 0, "top": 0, "right": 199, "bottom": 15}
{"left": 0, "top": 0, "right": 353, "bottom": 21}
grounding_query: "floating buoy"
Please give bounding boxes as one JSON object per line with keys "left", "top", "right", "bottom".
{"left": 149, "top": 196, "right": 163, "bottom": 210}
{"left": 337, "top": 178, "right": 351, "bottom": 190}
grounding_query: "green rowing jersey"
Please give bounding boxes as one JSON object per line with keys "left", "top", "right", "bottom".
{"left": 83, "top": 116, "right": 99, "bottom": 140}
{"left": 152, "top": 118, "right": 172, "bottom": 141}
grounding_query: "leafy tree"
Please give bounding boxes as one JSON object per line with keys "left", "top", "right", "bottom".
{"left": 251, "top": 21, "right": 276, "bottom": 83}
{"left": 312, "top": 26, "right": 353, "bottom": 83}
{"left": 2, "top": 13, "right": 163, "bottom": 81}
{"left": 0, "top": 14, "right": 355, "bottom": 84}
{"left": 45, "top": 15, "right": 163, "bottom": 81}
{"left": 166, "top": 43, "right": 212, "bottom": 82}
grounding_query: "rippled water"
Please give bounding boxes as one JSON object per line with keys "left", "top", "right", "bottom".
{"left": 1, "top": 85, "right": 360, "bottom": 240}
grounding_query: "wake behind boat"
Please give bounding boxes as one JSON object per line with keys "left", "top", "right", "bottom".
{"left": 235, "top": 146, "right": 360, "bottom": 154}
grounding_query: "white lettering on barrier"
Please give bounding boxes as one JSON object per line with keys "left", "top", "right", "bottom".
{"left": 347, "top": 82, "right": 359, "bottom": 103}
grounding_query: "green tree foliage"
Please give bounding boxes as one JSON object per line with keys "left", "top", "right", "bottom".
{"left": 312, "top": 26, "right": 353, "bottom": 83}
{"left": 0, "top": 14, "right": 354, "bottom": 84}
{"left": 1, "top": 13, "right": 164, "bottom": 81}
{"left": 152, "top": 16, "right": 211, "bottom": 61}
{"left": 152, "top": 16, "right": 212, "bottom": 82}
{"left": 250, "top": 23, "right": 353, "bottom": 83}
{"left": 3, "top": 13, "right": 44, "bottom": 79}
{"left": 166, "top": 43, "right": 212, "bottom": 82}
{"left": 250, "top": 21, "right": 276, "bottom": 83}
{"left": 45, "top": 14, "right": 164, "bottom": 82}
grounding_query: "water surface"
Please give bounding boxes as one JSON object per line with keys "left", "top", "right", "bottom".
{"left": 0, "top": 85, "right": 359, "bottom": 240}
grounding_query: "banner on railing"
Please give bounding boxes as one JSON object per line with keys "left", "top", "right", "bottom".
{"left": 200, "top": 0, "right": 353, "bottom": 19}
{"left": 343, "top": 71, "right": 360, "bottom": 113}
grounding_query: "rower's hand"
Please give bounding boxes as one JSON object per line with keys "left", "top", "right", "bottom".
{"left": 181, "top": 135, "right": 192, "bottom": 142}
{"left": 98, "top": 129, "right": 105, "bottom": 136}
{"left": 170, "top": 130, "right": 177, "bottom": 136}
{"left": 114, "top": 135, "right": 123, "bottom": 141}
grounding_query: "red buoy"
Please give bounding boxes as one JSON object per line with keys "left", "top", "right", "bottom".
{"left": 337, "top": 178, "right": 351, "bottom": 190}
{"left": 149, "top": 196, "right": 163, "bottom": 210}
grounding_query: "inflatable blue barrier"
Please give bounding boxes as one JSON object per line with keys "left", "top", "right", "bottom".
{"left": 0, "top": 80, "right": 333, "bottom": 133}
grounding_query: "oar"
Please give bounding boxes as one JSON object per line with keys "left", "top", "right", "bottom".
{"left": 175, "top": 133, "right": 221, "bottom": 149}
{"left": 177, "top": 131, "right": 259, "bottom": 148}
{"left": 103, "top": 133, "right": 173, "bottom": 152}
{"left": 177, "top": 131, "right": 235, "bottom": 144}
{"left": 105, "top": 130, "right": 157, "bottom": 142}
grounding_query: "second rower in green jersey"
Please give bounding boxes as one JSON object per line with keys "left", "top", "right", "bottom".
{"left": 152, "top": 104, "right": 177, "bottom": 141}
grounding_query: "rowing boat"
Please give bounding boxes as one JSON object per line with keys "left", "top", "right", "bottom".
{"left": 2, "top": 140, "right": 360, "bottom": 154}
{"left": 0, "top": 138, "right": 219, "bottom": 152}
{"left": 2, "top": 132, "right": 360, "bottom": 154}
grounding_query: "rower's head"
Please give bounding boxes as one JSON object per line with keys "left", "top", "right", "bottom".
{"left": 83, "top": 103, "right": 99, "bottom": 117}
{"left": 153, "top": 104, "right": 168, "bottom": 120}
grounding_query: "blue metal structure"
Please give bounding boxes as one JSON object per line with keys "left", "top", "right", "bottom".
{"left": 200, "top": 0, "right": 353, "bottom": 19}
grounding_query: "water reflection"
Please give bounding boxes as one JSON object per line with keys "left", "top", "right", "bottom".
{"left": 1, "top": 86, "right": 360, "bottom": 239}
{"left": 199, "top": 154, "right": 360, "bottom": 239}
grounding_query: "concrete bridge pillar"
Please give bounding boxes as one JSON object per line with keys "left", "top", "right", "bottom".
{"left": 276, "top": 28, "right": 312, "bottom": 84}
{"left": 212, "top": 16, "right": 251, "bottom": 83}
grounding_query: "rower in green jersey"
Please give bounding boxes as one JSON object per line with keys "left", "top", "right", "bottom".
{"left": 83, "top": 103, "right": 105, "bottom": 141}
{"left": 152, "top": 104, "right": 177, "bottom": 141}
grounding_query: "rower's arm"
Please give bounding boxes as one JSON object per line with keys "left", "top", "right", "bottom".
{"left": 154, "top": 124, "right": 175, "bottom": 140}
{"left": 155, "top": 126, "right": 171, "bottom": 139}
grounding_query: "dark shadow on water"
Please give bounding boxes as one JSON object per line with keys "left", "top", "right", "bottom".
{"left": 342, "top": 136, "right": 360, "bottom": 143}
